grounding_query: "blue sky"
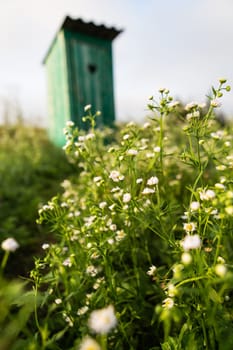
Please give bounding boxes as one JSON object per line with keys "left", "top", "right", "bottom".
{"left": 1, "top": 0, "right": 233, "bottom": 125}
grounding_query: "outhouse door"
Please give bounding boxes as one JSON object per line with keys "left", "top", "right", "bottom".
{"left": 68, "top": 37, "right": 111, "bottom": 128}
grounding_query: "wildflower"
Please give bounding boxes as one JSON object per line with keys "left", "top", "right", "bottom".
{"left": 211, "top": 99, "right": 221, "bottom": 108}
{"left": 147, "top": 265, "right": 157, "bottom": 276}
{"left": 66, "top": 120, "right": 74, "bottom": 127}
{"left": 123, "top": 193, "right": 131, "bottom": 203}
{"left": 142, "top": 187, "right": 155, "bottom": 195}
{"left": 216, "top": 165, "right": 226, "bottom": 171}
{"left": 77, "top": 306, "right": 89, "bottom": 316}
{"left": 219, "top": 78, "right": 227, "bottom": 84}
{"left": 190, "top": 201, "right": 200, "bottom": 211}
{"left": 167, "top": 284, "right": 178, "bottom": 297}
{"left": 86, "top": 133, "right": 95, "bottom": 140}
{"left": 211, "top": 130, "right": 224, "bottom": 139}
{"left": 143, "top": 122, "right": 151, "bottom": 129}
{"left": 93, "top": 176, "right": 102, "bottom": 183}
{"left": 86, "top": 265, "right": 98, "bottom": 277}
{"left": 123, "top": 134, "right": 130, "bottom": 140}
{"left": 1, "top": 238, "right": 19, "bottom": 252}
{"left": 170, "top": 101, "right": 180, "bottom": 108}
{"left": 84, "top": 104, "right": 92, "bottom": 112}
{"left": 136, "top": 178, "right": 143, "bottom": 184}
{"left": 99, "top": 201, "right": 107, "bottom": 209}
{"left": 42, "top": 243, "right": 50, "bottom": 250}
{"left": 63, "top": 257, "right": 72, "bottom": 267}
{"left": 199, "top": 189, "right": 216, "bottom": 201}
{"left": 127, "top": 149, "right": 138, "bottom": 156}
{"left": 108, "top": 204, "right": 116, "bottom": 211}
{"left": 116, "top": 230, "right": 126, "bottom": 241}
{"left": 215, "top": 183, "right": 225, "bottom": 190}
{"left": 153, "top": 146, "right": 161, "bottom": 153}
{"left": 109, "top": 224, "right": 117, "bottom": 231}
{"left": 217, "top": 256, "right": 225, "bottom": 264}
{"left": 107, "top": 238, "right": 114, "bottom": 245}
{"left": 181, "top": 234, "right": 201, "bottom": 251}
{"left": 55, "top": 298, "right": 62, "bottom": 305}
{"left": 109, "top": 170, "right": 124, "bottom": 182}
{"left": 162, "top": 297, "right": 174, "bottom": 309}
{"left": 64, "top": 315, "right": 74, "bottom": 327}
{"left": 183, "top": 222, "right": 196, "bottom": 232}
{"left": 147, "top": 176, "right": 159, "bottom": 186}
{"left": 79, "top": 336, "right": 101, "bottom": 350}
{"left": 215, "top": 264, "right": 227, "bottom": 277}
{"left": 185, "top": 101, "right": 198, "bottom": 111}
{"left": 88, "top": 305, "right": 117, "bottom": 334}
{"left": 181, "top": 252, "right": 192, "bottom": 265}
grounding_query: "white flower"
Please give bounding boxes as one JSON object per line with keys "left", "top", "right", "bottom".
{"left": 88, "top": 305, "right": 117, "bottom": 334}
{"left": 99, "top": 201, "right": 107, "bottom": 209}
{"left": 167, "top": 284, "right": 178, "bottom": 297}
{"left": 84, "top": 104, "right": 92, "bottom": 112}
{"left": 143, "top": 122, "right": 151, "bottom": 129}
{"left": 109, "top": 224, "right": 117, "bottom": 231}
{"left": 42, "top": 243, "right": 50, "bottom": 250}
{"left": 86, "top": 265, "right": 98, "bottom": 277}
{"left": 93, "top": 176, "right": 102, "bottom": 183}
{"left": 199, "top": 189, "right": 216, "bottom": 201}
{"left": 214, "top": 183, "right": 225, "bottom": 190}
{"left": 66, "top": 120, "right": 74, "bottom": 127}
{"left": 183, "top": 222, "right": 196, "bottom": 232}
{"left": 63, "top": 257, "right": 72, "bottom": 267}
{"left": 136, "top": 178, "right": 143, "bottom": 184}
{"left": 86, "top": 133, "right": 95, "bottom": 140}
{"left": 123, "top": 134, "right": 130, "bottom": 140}
{"left": 181, "top": 234, "right": 202, "bottom": 251}
{"left": 123, "top": 193, "right": 131, "bottom": 203}
{"left": 116, "top": 230, "right": 126, "bottom": 242}
{"left": 190, "top": 201, "right": 200, "bottom": 211}
{"left": 181, "top": 252, "right": 192, "bottom": 265}
{"left": 185, "top": 101, "right": 198, "bottom": 111}
{"left": 215, "top": 264, "right": 227, "bottom": 277}
{"left": 162, "top": 297, "right": 174, "bottom": 309}
{"left": 1, "top": 238, "right": 19, "bottom": 252}
{"left": 109, "top": 170, "right": 124, "bottom": 182}
{"left": 127, "top": 149, "right": 138, "bottom": 156}
{"left": 142, "top": 187, "right": 155, "bottom": 195}
{"left": 147, "top": 176, "right": 159, "bottom": 186}
{"left": 147, "top": 265, "right": 157, "bottom": 276}
{"left": 153, "top": 146, "right": 161, "bottom": 153}
{"left": 79, "top": 336, "right": 101, "bottom": 350}
{"left": 55, "top": 298, "right": 62, "bottom": 305}
{"left": 211, "top": 99, "right": 221, "bottom": 108}
{"left": 77, "top": 306, "right": 89, "bottom": 316}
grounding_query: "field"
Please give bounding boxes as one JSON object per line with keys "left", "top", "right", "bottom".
{"left": 1, "top": 79, "right": 233, "bottom": 350}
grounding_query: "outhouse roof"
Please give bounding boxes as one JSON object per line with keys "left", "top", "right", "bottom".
{"left": 43, "top": 16, "right": 122, "bottom": 64}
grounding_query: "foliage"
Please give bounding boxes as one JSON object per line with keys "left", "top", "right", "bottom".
{"left": 27, "top": 80, "right": 233, "bottom": 349}
{"left": 0, "top": 123, "right": 73, "bottom": 276}
{"left": 1, "top": 80, "right": 233, "bottom": 349}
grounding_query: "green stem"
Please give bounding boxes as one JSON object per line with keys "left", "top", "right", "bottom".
{"left": 159, "top": 113, "right": 164, "bottom": 176}
{"left": 100, "top": 334, "right": 107, "bottom": 350}
{"left": 1, "top": 251, "right": 10, "bottom": 275}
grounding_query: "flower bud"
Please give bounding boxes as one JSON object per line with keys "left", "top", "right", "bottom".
{"left": 219, "top": 78, "right": 227, "bottom": 84}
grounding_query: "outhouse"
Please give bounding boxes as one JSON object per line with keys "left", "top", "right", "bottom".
{"left": 43, "top": 16, "right": 122, "bottom": 146}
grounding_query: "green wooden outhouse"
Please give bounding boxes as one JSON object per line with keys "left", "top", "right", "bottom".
{"left": 43, "top": 16, "right": 122, "bottom": 146}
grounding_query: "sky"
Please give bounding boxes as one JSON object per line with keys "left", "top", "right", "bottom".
{"left": 1, "top": 0, "right": 233, "bottom": 126}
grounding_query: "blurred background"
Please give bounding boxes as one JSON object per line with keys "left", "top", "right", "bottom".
{"left": 1, "top": 0, "right": 233, "bottom": 126}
